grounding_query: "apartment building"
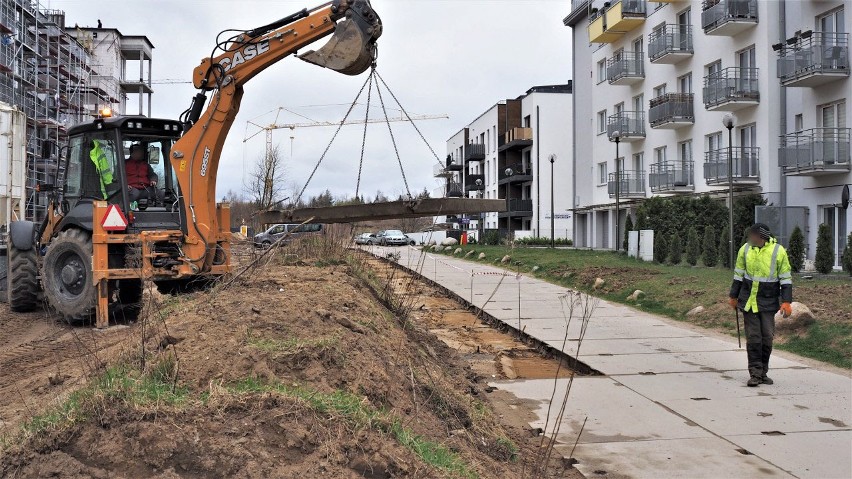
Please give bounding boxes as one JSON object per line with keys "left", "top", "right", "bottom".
{"left": 564, "top": 0, "right": 850, "bottom": 267}
{"left": 439, "top": 84, "right": 574, "bottom": 240}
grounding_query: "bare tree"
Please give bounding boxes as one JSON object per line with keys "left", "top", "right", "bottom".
{"left": 245, "top": 144, "right": 287, "bottom": 210}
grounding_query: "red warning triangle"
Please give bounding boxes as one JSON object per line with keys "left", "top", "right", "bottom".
{"left": 101, "top": 204, "right": 129, "bottom": 232}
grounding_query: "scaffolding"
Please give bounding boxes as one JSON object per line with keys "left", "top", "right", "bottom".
{"left": 0, "top": 0, "right": 119, "bottom": 222}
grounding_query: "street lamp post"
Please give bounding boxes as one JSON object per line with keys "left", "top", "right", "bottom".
{"left": 505, "top": 167, "right": 514, "bottom": 241}
{"left": 476, "top": 178, "right": 484, "bottom": 239}
{"left": 611, "top": 131, "right": 621, "bottom": 252}
{"left": 550, "top": 154, "right": 556, "bottom": 248}
{"left": 723, "top": 114, "right": 735, "bottom": 267}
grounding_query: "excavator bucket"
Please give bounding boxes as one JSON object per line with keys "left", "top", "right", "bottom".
{"left": 299, "top": 0, "right": 382, "bottom": 76}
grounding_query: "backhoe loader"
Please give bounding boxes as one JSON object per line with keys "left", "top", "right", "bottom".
{"left": 5, "top": 0, "right": 382, "bottom": 327}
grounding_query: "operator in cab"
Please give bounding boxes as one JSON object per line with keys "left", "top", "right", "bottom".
{"left": 125, "top": 143, "right": 159, "bottom": 206}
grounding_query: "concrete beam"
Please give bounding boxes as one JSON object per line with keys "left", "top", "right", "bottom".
{"left": 257, "top": 198, "right": 507, "bottom": 225}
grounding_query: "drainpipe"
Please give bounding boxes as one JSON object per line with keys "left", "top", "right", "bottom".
{"left": 779, "top": 0, "right": 788, "bottom": 244}
{"left": 536, "top": 105, "right": 541, "bottom": 237}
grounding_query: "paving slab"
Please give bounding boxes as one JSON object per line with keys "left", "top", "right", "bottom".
{"left": 730, "top": 430, "right": 852, "bottom": 479}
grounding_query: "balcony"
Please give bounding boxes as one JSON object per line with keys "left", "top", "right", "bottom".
{"left": 777, "top": 32, "right": 849, "bottom": 88}
{"left": 649, "top": 93, "right": 694, "bottom": 129}
{"left": 499, "top": 163, "right": 533, "bottom": 185}
{"left": 701, "top": 0, "right": 757, "bottom": 36}
{"left": 498, "top": 127, "right": 533, "bottom": 152}
{"left": 465, "top": 143, "right": 486, "bottom": 162}
{"left": 648, "top": 25, "right": 693, "bottom": 64}
{"left": 433, "top": 163, "right": 452, "bottom": 178}
{"left": 608, "top": 171, "right": 646, "bottom": 198}
{"left": 604, "top": 0, "right": 647, "bottom": 34}
{"left": 446, "top": 155, "right": 464, "bottom": 171}
{"left": 649, "top": 161, "right": 695, "bottom": 193}
{"left": 607, "top": 51, "right": 644, "bottom": 85}
{"left": 588, "top": 11, "right": 622, "bottom": 44}
{"left": 465, "top": 174, "right": 485, "bottom": 192}
{"left": 607, "top": 111, "right": 645, "bottom": 142}
{"left": 703, "top": 67, "right": 759, "bottom": 111}
{"left": 499, "top": 198, "right": 533, "bottom": 218}
{"left": 703, "top": 147, "right": 760, "bottom": 186}
{"left": 445, "top": 181, "right": 464, "bottom": 198}
{"left": 779, "top": 128, "right": 851, "bottom": 176}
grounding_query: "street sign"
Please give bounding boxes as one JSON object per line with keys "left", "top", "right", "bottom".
{"left": 101, "top": 204, "right": 128, "bottom": 232}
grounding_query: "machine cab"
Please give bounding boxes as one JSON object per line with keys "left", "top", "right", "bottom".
{"left": 61, "top": 116, "right": 184, "bottom": 233}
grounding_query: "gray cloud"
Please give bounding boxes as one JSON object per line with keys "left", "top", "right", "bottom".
{"left": 52, "top": 0, "right": 572, "bottom": 201}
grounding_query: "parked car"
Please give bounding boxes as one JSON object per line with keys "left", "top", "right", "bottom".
{"left": 254, "top": 223, "right": 324, "bottom": 248}
{"left": 355, "top": 233, "right": 376, "bottom": 245}
{"left": 376, "top": 229, "right": 408, "bottom": 246}
{"left": 404, "top": 235, "right": 416, "bottom": 246}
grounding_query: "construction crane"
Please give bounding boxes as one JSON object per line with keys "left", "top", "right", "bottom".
{"left": 244, "top": 107, "right": 447, "bottom": 212}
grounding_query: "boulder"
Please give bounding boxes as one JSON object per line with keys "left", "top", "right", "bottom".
{"left": 531, "top": 266, "right": 540, "bottom": 273}
{"left": 626, "top": 290, "right": 645, "bottom": 301}
{"left": 478, "top": 253, "right": 487, "bottom": 260}
{"left": 464, "top": 250, "right": 475, "bottom": 258}
{"left": 593, "top": 278, "right": 605, "bottom": 290}
{"left": 687, "top": 305, "right": 706, "bottom": 317}
{"left": 501, "top": 255, "right": 511, "bottom": 264}
{"left": 775, "top": 302, "right": 816, "bottom": 331}
{"left": 454, "top": 248, "right": 463, "bottom": 255}
{"left": 442, "top": 237, "right": 459, "bottom": 246}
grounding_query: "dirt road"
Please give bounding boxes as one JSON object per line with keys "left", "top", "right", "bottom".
{"left": 0, "top": 304, "right": 135, "bottom": 438}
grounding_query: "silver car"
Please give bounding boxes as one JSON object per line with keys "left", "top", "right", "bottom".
{"left": 376, "top": 229, "right": 408, "bottom": 246}
{"left": 354, "top": 233, "right": 376, "bottom": 245}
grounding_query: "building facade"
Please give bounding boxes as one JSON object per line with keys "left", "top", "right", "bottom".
{"left": 439, "top": 84, "right": 574, "bottom": 240}
{"left": 565, "top": 0, "right": 850, "bottom": 267}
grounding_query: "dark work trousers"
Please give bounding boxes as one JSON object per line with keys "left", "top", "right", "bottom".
{"left": 743, "top": 310, "right": 775, "bottom": 378}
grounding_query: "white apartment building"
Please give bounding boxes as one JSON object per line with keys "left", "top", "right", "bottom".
{"left": 565, "top": 0, "right": 850, "bottom": 267}
{"left": 439, "top": 84, "right": 574, "bottom": 240}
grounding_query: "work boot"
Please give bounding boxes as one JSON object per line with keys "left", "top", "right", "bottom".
{"left": 761, "top": 375, "right": 774, "bottom": 385}
{"left": 747, "top": 376, "right": 761, "bottom": 387}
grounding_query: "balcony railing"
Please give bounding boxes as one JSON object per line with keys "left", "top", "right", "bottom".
{"left": 649, "top": 93, "right": 694, "bottom": 128}
{"left": 433, "top": 163, "right": 452, "bottom": 178}
{"left": 507, "top": 198, "right": 533, "bottom": 214}
{"left": 648, "top": 25, "right": 693, "bottom": 64}
{"left": 465, "top": 174, "right": 485, "bottom": 191}
{"left": 499, "top": 163, "right": 533, "bottom": 184}
{"left": 649, "top": 161, "right": 694, "bottom": 192}
{"left": 607, "top": 51, "right": 644, "bottom": 85}
{"left": 608, "top": 170, "right": 646, "bottom": 198}
{"left": 607, "top": 111, "right": 645, "bottom": 140}
{"left": 588, "top": 9, "right": 622, "bottom": 44}
{"left": 446, "top": 154, "right": 464, "bottom": 171}
{"left": 777, "top": 32, "right": 849, "bottom": 87}
{"left": 779, "top": 128, "right": 851, "bottom": 176}
{"left": 703, "top": 67, "right": 759, "bottom": 110}
{"left": 498, "top": 127, "right": 533, "bottom": 151}
{"left": 703, "top": 147, "right": 760, "bottom": 185}
{"left": 701, "top": 0, "right": 757, "bottom": 35}
{"left": 604, "top": 0, "right": 647, "bottom": 34}
{"left": 465, "top": 143, "right": 486, "bottom": 162}
{"left": 446, "top": 181, "right": 463, "bottom": 198}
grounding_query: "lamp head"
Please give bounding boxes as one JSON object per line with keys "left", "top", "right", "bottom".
{"left": 504, "top": 168, "right": 514, "bottom": 177}
{"left": 611, "top": 130, "right": 621, "bottom": 141}
{"left": 722, "top": 114, "right": 735, "bottom": 129}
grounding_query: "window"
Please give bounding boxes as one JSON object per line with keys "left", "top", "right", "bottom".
{"left": 486, "top": 130, "right": 490, "bottom": 154}
{"left": 633, "top": 94, "right": 644, "bottom": 112}
{"left": 707, "top": 131, "right": 723, "bottom": 151}
{"left": 597, "top": 59, "right": 607, "bottom": 84}
{"left": 678, "top": 73, "right": 692, "bottom": 93}
{"left": 794, "top": 114, "right": 803, "bottom": 132}
{"left": 707, "top": 60, "right": 722, "bottom": 76}
{"left": 632, "top": 37, "right": 644, "bottom": 54}
{"left": 614, "top": 102, "right": 624, "bottom": 115}
{"left": 678, "top": 140, "right": 692, "bottom": 166}
{"left": 818, "top": 7, "right": 845, "bottom": 35}
{"left": 632, "top": 152, "right": 644, "bottom": 172}
{"left": 523, "top": 115, "right": 531, "bottom": 128}
{"left": 738, "top": 46, "right": 756, "bottom": 70}
{"left": 68, "top": 133, "right": 123, "bottom": 201}
{"left": 654, "top": 146, "right": 667, "bottom": 164}
{"left": 653, "top": 84, "right": 667, "bottom": 97}
{"left": 739, "top": 123, "right": 756, "bottom": 148}
{"left": 820, "top": 100, "right": 847, "bottom": 129}
{"left": 598, "top": 110, "right": 608, "bottom": 134}
{"left": 598, "top": 162, "right": 608, "bottom": 185}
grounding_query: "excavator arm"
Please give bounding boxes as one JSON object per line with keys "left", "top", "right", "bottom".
{"left": 171, "top": 0, "right": 381, "bottom": 273}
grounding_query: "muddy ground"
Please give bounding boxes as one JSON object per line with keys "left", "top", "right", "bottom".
{"left": 0, "top": 244, "right": 582, "bottom": 478}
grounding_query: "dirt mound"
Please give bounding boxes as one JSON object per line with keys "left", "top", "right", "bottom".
{"left": 1, "top": 254, "right": 538, "bottom": 477}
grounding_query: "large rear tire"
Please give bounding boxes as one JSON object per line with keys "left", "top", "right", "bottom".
{"left": 42, "top": 229, "right": 96, "bottom": 323}
{"left": 7, "top": 243, "right": 39, "bottom": 312}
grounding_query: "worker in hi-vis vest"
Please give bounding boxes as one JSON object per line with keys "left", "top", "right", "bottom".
{"left": 89, "top": 139, "right": 114, "bottom": 199}
{"left": 729, "top": 223, "right": 793, "bottom": 387}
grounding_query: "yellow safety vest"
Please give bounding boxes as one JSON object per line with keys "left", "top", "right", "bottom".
{"left": 732, "top": 237, "right": 793, "bottom": 313}
{"left": 89, "top": 140, "right": 113, "bottom": 199}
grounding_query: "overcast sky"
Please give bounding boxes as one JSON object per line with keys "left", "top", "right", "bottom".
{"left": 50, "top": 0, "right": 573, "bottom": 202}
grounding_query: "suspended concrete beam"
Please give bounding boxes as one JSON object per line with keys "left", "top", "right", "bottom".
{"left": 257, "top": 198, "right": 507, "bottom": 225}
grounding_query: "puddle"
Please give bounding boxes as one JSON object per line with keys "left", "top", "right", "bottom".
{"left": 818, "top": 417, "right": 848, "bottom": 428}
{"left": 499, "top": 350, "right": 574, "bottom": 380}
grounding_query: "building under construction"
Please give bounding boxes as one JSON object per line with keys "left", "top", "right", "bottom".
{"left": 0, "top": 0, "right": 153, "bottom": 222}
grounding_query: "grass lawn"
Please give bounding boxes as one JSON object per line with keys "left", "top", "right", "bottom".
{"left": 432, "top": 245, "right": 852, "bottom": 369}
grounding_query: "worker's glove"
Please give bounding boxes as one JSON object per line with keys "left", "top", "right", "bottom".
{"left": 779, "top": 302, "right": 793, "bottom": 318}
{"left": 728, "top": 297, "right": 738, "bottom": 310}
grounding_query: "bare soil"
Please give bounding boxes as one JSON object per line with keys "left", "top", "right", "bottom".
{"left": 0, "top": 245, "right": 581, "bottom": 478}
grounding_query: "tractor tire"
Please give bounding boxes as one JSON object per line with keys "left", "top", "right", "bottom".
{"left": 42, "top": 229, "right": 96, "bottom": 323}
{"left": 111, "top": 279, "right": 144, "bottom": 322}
{"left": 0, "top": 250, "right": 7, "bottom": 303}
{"left": 7, "top": 243, "right": 39, "bottom": 312}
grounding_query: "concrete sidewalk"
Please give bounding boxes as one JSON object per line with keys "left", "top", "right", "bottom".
{"left": 371, "top": 246, "right": 852, "bottom": 479}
